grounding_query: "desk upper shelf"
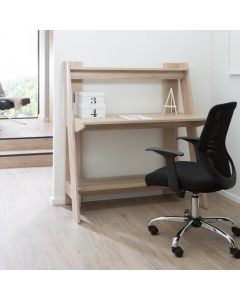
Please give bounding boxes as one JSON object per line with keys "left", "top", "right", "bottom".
{"left": 70, "top": 64, "right": 188, "bottom": 81}
{"left": 74, "top": 113, "right": 206, "bottom": 132}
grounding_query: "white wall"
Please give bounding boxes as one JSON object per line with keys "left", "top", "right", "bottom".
{"left": 52, "top": 30, "right": 212, "bottom": 203}
{"left": 212, "top": 31, "right": 240, "bottom": 202}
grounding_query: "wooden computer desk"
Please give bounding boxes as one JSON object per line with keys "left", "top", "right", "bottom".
{"left": 65, "top": 62, "right": 206, "bottom": 223}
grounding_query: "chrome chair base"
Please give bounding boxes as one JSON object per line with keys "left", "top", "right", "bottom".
{"left": 148, "top": 194, "right": 240, "bottom": 258}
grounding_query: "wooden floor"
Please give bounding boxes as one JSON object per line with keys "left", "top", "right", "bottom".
{"left": 0, "top": 119, "right": 53, "bottom": 168}
{"left": 0, "top": 118, "right": 52, "bottom": 138}
{"left": 1, "top": 167, "right": 240, "bottom": 270}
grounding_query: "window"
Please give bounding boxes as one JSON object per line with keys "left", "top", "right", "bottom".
{"left": 0, "top": 30, "right": 39, "bottom": 118}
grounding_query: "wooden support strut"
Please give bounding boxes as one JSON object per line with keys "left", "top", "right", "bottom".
{"left": 65, "top": 62, "right": 81, "bottom": 223}
{"left": 165, "top": 63, "right": 208, "bottom": 209}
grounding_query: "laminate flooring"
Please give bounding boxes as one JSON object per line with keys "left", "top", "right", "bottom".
{"left": 0, "top": 167, "right": 240, "bottom": 269}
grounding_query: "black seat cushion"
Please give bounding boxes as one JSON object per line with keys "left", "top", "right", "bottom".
{"left": 0, "top": 99, "right": 14, "bottom": 110}
{"left": 145, "top": 161, "right": 222, "bottom": 193}
{"left": 0, "top": 98, "right": 30, "bottom": 111}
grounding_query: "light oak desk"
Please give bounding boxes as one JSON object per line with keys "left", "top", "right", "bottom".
{"left": 65, "top": 62, "right": 206, "bottom": 223}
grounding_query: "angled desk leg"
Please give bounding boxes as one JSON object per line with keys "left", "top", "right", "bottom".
{"left": 186, "top": 127, "right": 208, "bottom": 210}
{"left": 162, "top": 127, "right": 178, "bottom": 197}
{"left": 162, "top": 78, "right": 178, "bottom": 196}
{"left": 199, "top": 194, "right": 208, "bottom": 210}
{"left": 162, "top": 62, "right": 208, "bottom": 209}
{"left": 65, "top": 130, "right": 71, "bottom": 205}
{"left": 179, "top": 64, "right": 208, "bottom": 210}
{"left": 66, "top": 125, "right": 81, "bottom": 223}
{"left": 76, "top": 131, "right": 83, "bottom": 216}
{"left": 162, "top": 78, "right": 178, "bottom": 155}
{"left": 65, "top": 61, "right": 82, "bottom": 223}
{"left": 163, "top": 126, "right": 208, "bottom": 209}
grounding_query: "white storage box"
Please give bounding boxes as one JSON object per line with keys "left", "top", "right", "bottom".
{"left": 75, "top": 91, "right": 105, "bottom": 106}
{"left": 74, "top": 103, "right": 106, "bottom": 118}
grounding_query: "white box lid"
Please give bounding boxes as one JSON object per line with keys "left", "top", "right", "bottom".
{"left": 75, "top": 91, "right": 105, "bottom": 97}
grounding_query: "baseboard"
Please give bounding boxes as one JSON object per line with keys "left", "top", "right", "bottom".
{"left": 38, "top": 114, "right": 50, "bottom": 122}
{"left": 52, "top": 190, "right": 240, "bottom": 207}
{"left": 51, "top": 190, "right": 164, "bottom": 206}
{"left": 50, "top": 196, "right": 65, "bottom": 205}
{"left": 218, "top": 190, "right": 240, "bottom": 205}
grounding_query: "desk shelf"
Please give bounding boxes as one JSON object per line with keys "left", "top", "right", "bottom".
{"left": 65, "top": 62, "right": 207, "bottom": 223}
{"left": 74, "top": 113, "right": 205, "bottom": 132}
{"left": 66, "top": 175, "right": 169, "bottom": 196}
{"left": 70, "top": 65, "right": 188, "bottom": 81}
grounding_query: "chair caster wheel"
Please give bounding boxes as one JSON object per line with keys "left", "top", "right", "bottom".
{"left": 172, "top": 246, "right": 184, "bottom": 257}
{"left": 184, "top": 209, "right": 191, "bottom": 217}
{"left": 148, "top": 225, "right": 158, "bottom": 235}
{"left": 232, "top": 226, "right": 240, "bottom": 236}
{"left": 230, "top": 247, "right": 240, "bottom": 258}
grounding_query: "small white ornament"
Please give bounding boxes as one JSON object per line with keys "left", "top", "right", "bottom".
{"left": 162, "top": 88, "right": 177, "bottom": 115}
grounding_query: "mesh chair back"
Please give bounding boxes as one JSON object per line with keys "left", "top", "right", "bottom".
{"left": 198, "top": 102, "right": 237, "bottom": 189}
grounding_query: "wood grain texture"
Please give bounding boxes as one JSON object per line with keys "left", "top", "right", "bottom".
{"left": 71, "top": 71, "right": 186, "bottom": 81}
{"left": 0, "top": 167, "right": 240, "bottom": 270}
{"left": 0, "top": 118, "right": 52, "bottom": 139}
{"left": 0, "top": 119, "right": 53, "bottom": 168}
{"left": 66, "top": 175, "right": 169, "bottom": 195}
{"left": 0, "top": 137, "right": 52, "bottom": 151}
{"left": 65, "top": 62, "right": 81, "bottom": 223}
{"left": 69, "top": 63, "right": 188, "bottom": 71}
{"left": 74, "top": 113, "right": 205, "bottom": 132}
{"left": 0, "top": 153, "right": 52, "bottom": 168}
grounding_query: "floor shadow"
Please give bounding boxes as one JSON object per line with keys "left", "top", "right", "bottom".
{"left": 78, "top": 195, "right": 185, "bottom": 259}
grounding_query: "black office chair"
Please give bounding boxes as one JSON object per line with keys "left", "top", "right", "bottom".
{"left": 0, "top": 82, "right": 30, "bottom": 112}
{"left": 145, "top": 102, "right": 240, "bottom": 258}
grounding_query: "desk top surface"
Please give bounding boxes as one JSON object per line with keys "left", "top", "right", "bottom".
{"left": 74, "top": 113, "right": 206, "bottom": 132}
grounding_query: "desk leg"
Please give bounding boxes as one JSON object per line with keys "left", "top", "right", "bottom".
{"left": 199, "top": 194, "right": 208, "bottom": 210}
{"left": 186, "top": 127, "right": 208, "bottom": 210}
{"left": 162, "top": 128, "right": 178, "bottom": 149}
{"left": 76, "top": 132, "right": 82, "bottom": 220}
{"left": 66, "top": 127, "right": 81, "bottom": 223}
{"left": 162, "top": 127, "right": 178, "bottom": 196}
{"left": 65, "top": 129, "right": 71, "bottom": 205}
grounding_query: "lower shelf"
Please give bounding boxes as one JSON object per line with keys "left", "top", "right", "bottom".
{"left": 66, "top": 175, "right": 170, "bottom": 196}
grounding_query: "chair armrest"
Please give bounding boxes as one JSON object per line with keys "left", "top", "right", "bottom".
{"left": 177, "top": 136, "right": 200, "bottom": 161}
{"left": 177, "top": 136, "right": 199, "bottom": 144}
{"left": 146, "top": 147, "right": 185, "bottom": 197}
{"left": 146, "top": 147, "right": 184, "bottom": 158}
